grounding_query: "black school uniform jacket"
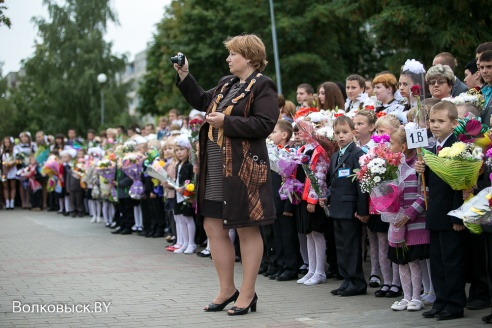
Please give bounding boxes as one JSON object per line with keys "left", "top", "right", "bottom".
{"left": 174, "top": 160, "right": 194, "bottom": 217}
{"left": 425, "top": 134, "right": 464, "bottom": 230}
{"left": 327, "top": 142, "right": 368, "bottom": 219}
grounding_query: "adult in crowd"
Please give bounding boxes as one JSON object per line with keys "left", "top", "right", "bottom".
{"left": 432, "top": 52, "right": 468, "bottom": 96}
{"left": 173, "top": 34, "right": 278, "bottom": 315}
{"left": 425, "top": 64, "right": 455, "bottom": 100}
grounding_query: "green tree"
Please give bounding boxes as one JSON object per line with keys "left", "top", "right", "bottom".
{"left": 8, "top": 0, "right": 131, "bottom": 135}
{"left": 327, "top": 0, "right": 492, "bottom": 76}
{"left": 0, "top": 0, "right": 11, "bottom": 28}
{"left": 138, "top": 0, "right": 375, "bottom": 115}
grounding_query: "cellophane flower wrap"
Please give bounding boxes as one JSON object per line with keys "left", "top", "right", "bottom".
{"left": 277, "top": 147, "right": 304, "bottom": 204}
{"left": 421, "top": 142, "right": 483, "bottom": 190}
{"left": 448, "top": 187, "right": 492, "bottom": 234}
{"left": 354, "top": 143, "right": 409, "bottom": 227}
{"left": 41, "top": 157, "right": 60, "bottom": 192}
{"left": 96, "top": 158, "right": 117, "bottom": 202}
{"left": 121, "top": 153, "right": 144, "bottom": 200}
{"left": 147, "top": 159, "right": 179, "bottom": 189}
{"left": 188, "top": 119, "right": 203, "bottom": 167}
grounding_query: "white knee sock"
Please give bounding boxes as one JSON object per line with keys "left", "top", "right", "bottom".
{"left": 312, "top": 231, "right": 326, "bottom": 274}
{"left": 133, "top": 205, "right": 142, "bottom": 229}
{"left": 108, "top": 203, "right": 114, "bottom": 224}
{"left": 95, "top": 201, "right": 102, "bottom": 221}
{"left": 59, "top": 197, "right": 64, "bottom": 212}
{"left": 377, "top": 232, "right": 391, "bottom": 287}
{"left": 184, "top": 215, "right": 196, "bottom": 246}
{"left": 102, "top": 201, "right": 109, "bottom": 224}
{"left": 64, "top": 197, "right": 71, "bottom": 213}
{"left": 174, "top": 214, "right": 183, "bottom": 246}
{"left": 306, "top": 233, "right": 316, "bottom": 274}
{"left": 298, "top": 233, "right": 308, "bottom": 265}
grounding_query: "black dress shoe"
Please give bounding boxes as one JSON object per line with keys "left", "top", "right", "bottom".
{"left": 263, "top": 268, "right": 278, "bottom": 277}
{"left": 204, "top": 290, "right": 239, "bottom": 312}
{"left": 422, "top": 309, "right": 441, "bottom": 318}
{"left": 227, "top": 293, "right": 257, "bottom": 315}
{"left": 111, "top": 228, "right": 122, "bottom": 234}
{"left": 467, "top": 299, "right": 491, "bottom": 310}
{"left": 436, "top": 310, "right": 464, "bottom": 321}
{"left": 268, "top": 270, "right": 282, "bottom": 280}
{"left": 374, "top": 284, "right": 390, "bottom": 297}
{"left": 482, "top": 313, "right": 492, "bottom": 323}
{"left": 120, "top": 228, "right": 132, "bottom": 235}
{"left": 338, "top": 288, "right": 366, "bottom": 297}
{"left": 258, "top": 265, "right": 268, "bottom": 275}
{"left": 276, "top": 273, "right": 298, "bottom": 281}
{"left": 152, "top": 231, "right": 164, "bottom": 238}
{"left": 326, "top": 272, "right": 338, "bottom": 279}
{"left": 385, "top": 285, "right": 402, "bottom": 298}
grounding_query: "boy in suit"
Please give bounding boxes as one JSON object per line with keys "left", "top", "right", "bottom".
{"left": 321, "top": 115, "right": 369, "bottom": 297}
{"left": 415, "top": 101, "right": 466, "bottom": 320}
{"left": 267, "top": 120, "right": 299, "bottom": 281}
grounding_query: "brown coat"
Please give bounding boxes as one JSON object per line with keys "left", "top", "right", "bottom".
{"left": 177, "top": 71, "right": 278, "bottom": 228}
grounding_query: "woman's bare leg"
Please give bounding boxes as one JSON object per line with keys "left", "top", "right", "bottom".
{"left": 203, "top": 217, "right": 236, "bottom": 308}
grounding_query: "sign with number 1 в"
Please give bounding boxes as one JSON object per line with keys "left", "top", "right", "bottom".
{"left": 406, "top": 128, "right": 429, "bottom": 149}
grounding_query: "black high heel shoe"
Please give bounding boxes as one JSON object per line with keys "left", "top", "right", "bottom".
{"left": 204, "top": 290, "right": 239, "bottom": 312}
{"left": 227, "top": 293, "right": 257, "bottom": 315}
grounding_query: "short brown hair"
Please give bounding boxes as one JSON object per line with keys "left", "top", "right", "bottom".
{"left": 430, "top": 101, "right": 458, "bottom": 121}
{"left": 476, "top": 42, "right": 492, "bottom": 55}
{"left": 159, "top": 116, "right": 169, "bottom": 123}
{"left": 275, "top": 120, "right": 293, "bottom": 140}
{"left": 346, "top": 74, "right": 366, "bottom": 89}
{"left": 373, "top": 73, "right": 398, "bottom": 93}
{"left": 224, "top": 34, "right": 268, "bottom": 72}
{"left": 334, "top": 115, "right": 355, "bottom": 130}
{"left": 434, "top": 52, "right": 457, "bottom": 71}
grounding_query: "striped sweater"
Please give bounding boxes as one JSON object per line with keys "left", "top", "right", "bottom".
{"left": 389, "top": 156, "right": 429, "bottom": 247}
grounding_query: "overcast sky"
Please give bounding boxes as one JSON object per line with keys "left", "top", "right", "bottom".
{"left": 0, "top": 0, "right": 171, "bottom": 74}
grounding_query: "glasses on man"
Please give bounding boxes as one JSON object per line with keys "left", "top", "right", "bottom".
{"left": 427, "top": 79, "right": 448, "bottom": 86}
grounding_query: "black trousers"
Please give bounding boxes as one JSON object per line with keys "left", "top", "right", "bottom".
{"left": 325, "top": 216, "right": 339, "bottom": 275}
{"left": 334, "top": 218, "right": 366, "bottom": 292}
{"left": 465, "top": 231, "right": 490, "bottom": 302}
{"left": 140, "top": 198, "right": 151, "bottom": 231}
{"left": 430, "top": 229, "right": 466, "bottom": 314}
{"left": 260, "top": 224, "right": 278, "bottom": 270}
{"left": 272, "top": 213, "right": 299, "bottom": 275}
{"left": 485, "top": 231, "right": 492, "bottom": 310}
{"left": 118, "top": 198, "right": 135, "bottom": 229}
{"left": 149, "top": 197, "right": 165, "bottom": 231}
{"left": 29, "top": 189, "right": 42, "bottom": 209}
{"left": 69, "top": 190, "right": 84, "bottom": 214}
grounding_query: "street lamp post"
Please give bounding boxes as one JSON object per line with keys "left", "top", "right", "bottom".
{"left": 268, "top": 0, "right": 282, "bottom": 94}
{"left": 97, "top": 73, "right": 107, "bottom": 126}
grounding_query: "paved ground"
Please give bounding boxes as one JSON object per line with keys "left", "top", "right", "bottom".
{"left": 0, "top": 209, "right": 490, "bottom": 328}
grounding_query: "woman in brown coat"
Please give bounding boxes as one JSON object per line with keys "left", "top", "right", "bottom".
{"left": 173, "top": 34, "right": 278, "bottom": 315}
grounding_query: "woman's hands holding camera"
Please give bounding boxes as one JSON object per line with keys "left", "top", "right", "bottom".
{"left": 172, "top": 52, "right": 189, "bottom": 81}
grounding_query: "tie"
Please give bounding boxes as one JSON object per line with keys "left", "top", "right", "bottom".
{"left": 436, "top": 145, "right": 442, "bottom": 154}
{"left": 337, "top": 152, "right": 342, "bottom": 165}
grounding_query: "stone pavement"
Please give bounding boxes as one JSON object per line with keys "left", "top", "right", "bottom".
{"left": 0, "top": 209, "right": 490, "bottom": 328}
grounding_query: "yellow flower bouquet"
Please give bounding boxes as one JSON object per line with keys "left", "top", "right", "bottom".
{"left": 421, "top": 142, "right": 483, "bottom": 190}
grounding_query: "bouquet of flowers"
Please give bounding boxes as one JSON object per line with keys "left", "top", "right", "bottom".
{"left": 71, "top": 160, "right": 86, "bottom": 179}
{"left": 421, "top": 142, "right": 483, "bottom": 190}
{"left": 121, "top": 153, "right": 144, "bottom": 199}
{"left": 182, "top": 180, "right": 196, "bottom": 203}
{"left": 146, "top": 159, "right": 179, "bottom": 189}
{"left": 296, "top": 113, "right": 339, "bottom": 158}
{"left": 354, "top": 144, "right": 412, "bottom": 243}
{"left": 15, "top": 152, "right": 28, "bottom": 167}
{"left": 96, "top": 158, "right": 117, "bottom": 202}
{"left": 41, "top": 157, "right": 60, "bottom": 192}
{"left": 188, "top": 119, "right": 203, "bottom": 166}
{"left": 448, "top": 187, "right": 492, "bottom": 234}
{"left": 276, "top": 147, "right": 304, "bottom": 204}
{"left": 17, "top": 164, "right": 42, "bottom": 192}
{"left": 453, "top": 113, "right": 490, "bottom": 144}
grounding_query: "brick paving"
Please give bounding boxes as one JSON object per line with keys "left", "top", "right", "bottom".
{"left": 0, "top": 209, "right": 490, "bottom": 327}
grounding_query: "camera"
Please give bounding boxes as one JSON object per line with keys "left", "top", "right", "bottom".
{"left": 170, "top": 53, "right": 186, "bottom": 66}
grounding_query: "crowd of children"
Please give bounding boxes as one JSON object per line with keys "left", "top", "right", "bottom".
{"left": 2, "top": 45, "right": 492, "bottom": 323}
